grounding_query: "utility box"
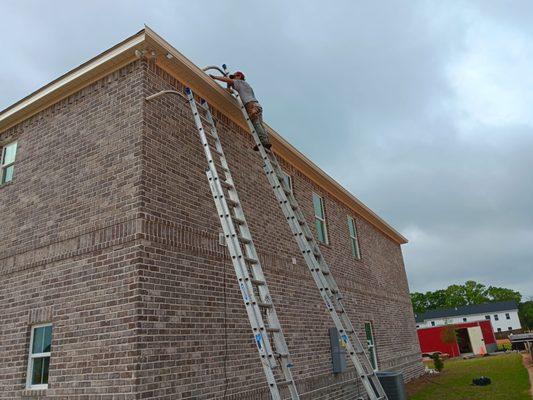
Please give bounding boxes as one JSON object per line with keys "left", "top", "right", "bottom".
{"left": 329, "top": 327, "right": 347, "bottom": 374}
{"left": 376, "top": 371, "right": 407, "bottom": 400}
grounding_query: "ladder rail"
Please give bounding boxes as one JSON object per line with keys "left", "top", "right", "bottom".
{"left": 184, "top": 88, "right": 300, "bottom": 400}
{"left": 225, "top": 73, "right": 388, "bottom": 399}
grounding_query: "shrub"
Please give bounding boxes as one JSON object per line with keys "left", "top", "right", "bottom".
{"left": 431, "top": 353, "right": 444, "bottom": 372}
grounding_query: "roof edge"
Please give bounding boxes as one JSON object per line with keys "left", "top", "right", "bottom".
{"left": 0, "top": 26, "right": 408, "bottom": 245}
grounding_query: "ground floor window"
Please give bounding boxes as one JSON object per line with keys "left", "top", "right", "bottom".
{"left": 365, "top": 321, "right": 378, "bottom": 370}
{"left": 27, "top": 324, "right": 52, "bottom": 390}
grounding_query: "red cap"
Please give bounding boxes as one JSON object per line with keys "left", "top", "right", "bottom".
{"left": 230, "top": 71, "right": 245, "bottom": 80}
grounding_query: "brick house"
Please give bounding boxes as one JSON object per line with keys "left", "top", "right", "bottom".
{"left": 0, "top": 27, "right": 423, "bottom": 399}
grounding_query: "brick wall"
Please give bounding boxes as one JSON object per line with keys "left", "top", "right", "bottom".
{"left": 0, "top": 58, "right": 423, "bottom": 399}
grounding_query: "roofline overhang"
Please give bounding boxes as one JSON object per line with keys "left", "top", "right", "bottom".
{"left": 0, "top": 25, "right": 408, "bottom": 245}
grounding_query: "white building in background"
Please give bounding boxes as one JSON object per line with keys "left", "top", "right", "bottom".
{"left": 415, "top": 301, "right": 521, "bottom": 334}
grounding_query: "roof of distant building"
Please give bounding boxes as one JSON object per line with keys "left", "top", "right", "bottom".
{"left": 415, "top": 301, "right": 519, "bottom": 322}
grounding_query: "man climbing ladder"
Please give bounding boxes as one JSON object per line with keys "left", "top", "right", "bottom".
{"left": 211, "top": 64, "right": 389, "bottom": 400}
{"left": 209, "top": 71, "right": 272, "bottom": 151}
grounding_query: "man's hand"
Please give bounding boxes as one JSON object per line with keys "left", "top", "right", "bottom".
{"left": 209, "top": 74, "right": 234, "bottom": 85}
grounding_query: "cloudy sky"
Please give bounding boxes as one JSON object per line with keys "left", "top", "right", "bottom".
{"left": 2, "top": 1, "right": 532, "bottom": 298}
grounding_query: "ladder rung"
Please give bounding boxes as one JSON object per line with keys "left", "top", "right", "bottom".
{"left": 276, "top": 352, "right": 289, "bottom": 358}
{"left": 226, "top": 198, "right": 240, "bottom": 208}
{"left": 212, "top": 146, "right": 224, "bottom": 157}
{"left": 321, "top": 269, "right": 330, "bottom": 275}
{"left": 265, "top": 327, "right": 280, "bottom": 333}
{"left": 278, "top": 379, "right": 294, "bottom": 386}
{"left": 238, "top": 235, "right": 252, "bottom": 244}
{"left": 232, "top": 216, "right": 245, "bottom": 225}
{"left": 304, "top": 234, "right": 313, "bottom": 241}
{"left": 250, "top": 278, "right": 265, "bottom": 286}
{"left": 245, "top": 257, "right": 259, "bottom": 265}
{"left": 257, "top": 301, "right": 273, "bottom": 308}
{"left": 219, "top": 180, "right": 234, "bottom": 190}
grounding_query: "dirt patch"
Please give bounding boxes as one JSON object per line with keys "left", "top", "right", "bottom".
{"left": 521, "top": 352, "right": 533, "bottom": 398}
{"left": 405, "top": 371, "right": 445, "bottom": 396}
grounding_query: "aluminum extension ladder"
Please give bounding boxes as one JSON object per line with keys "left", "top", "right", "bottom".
{"left": 222, "top": 66, "right": 388, "bottom": 400}
{"left": 184, "top": 87, "right": 300, "bottom": 400}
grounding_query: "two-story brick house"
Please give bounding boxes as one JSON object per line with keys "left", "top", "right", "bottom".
{"left": 0, "top": 27, "right": 423, "bottom": 399}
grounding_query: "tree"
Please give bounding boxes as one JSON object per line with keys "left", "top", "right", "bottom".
{"left": 485, "top": 286, "right": 522, "bottom": 305}
{"left": 410, "top": 281, "right": 522, "bottom": 314}
{"left": 441, "top": 325, "right": 458, "bottom": 344}
{"left": 519, "top": 301, "right": 533, "bottom": 330}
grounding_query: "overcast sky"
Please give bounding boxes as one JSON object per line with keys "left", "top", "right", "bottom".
{"left": 2, "top": 1, "right": 532, "bottom": 298}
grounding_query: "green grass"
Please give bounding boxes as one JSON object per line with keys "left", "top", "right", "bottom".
{"left": 408, "top": 353, "right": 530, "bottom": 400}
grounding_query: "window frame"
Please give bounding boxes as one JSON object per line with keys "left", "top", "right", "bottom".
{"left": 494, "top": 314, "right": 499, "bottom": 321}
{"left": 364, "top": 321, "right": 378, "bottom": 370}
{"left": 1, "top": 141, "right": 18, "bottom": 184}
{"left": 485, "top": 315, "right": 490, "bottom": 320}
{"left": 26, "top": 323, "right": 52, "bottom": 390}
{"left": 281, "top": 170, "right": 293, "bottom": 194}
{"left": 312, "top": 192, "right": 329, "bottom": 244}
{"left": 347, "top": 216, "right": 361, "bottom": 259}
{"left": 505, "top": 313, "right": 510, "bottom": 320}
{"left": 431, "top": 321, "right": 435, "bottom": 326}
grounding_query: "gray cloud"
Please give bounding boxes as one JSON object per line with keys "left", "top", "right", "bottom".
{"left": 1, "top": 0, "right": 531, "bottom": 297}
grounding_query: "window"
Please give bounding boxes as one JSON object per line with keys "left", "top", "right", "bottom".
{"left": 508, "top": 327, "right": 512, "bottom": 331}
{"left": 281, "top": 171, "right": 293, "bottom": 193}
{"left": 485, "top": 315, "right": 490, "bottom": 320}
{"left": 27, "top": 324, "right": 52, "bottom": 390}
{"left": 497, "top": 328, "right": 502, "bottom": 332}
{"left": 494, "top": 314, "right": 499, "bottom": 321}
{"left": 365, "top": 322, "right": 378, "bottom": 370}
{"left": 505, "top": 313, "right": 510, "bottom": 320}
{"left": 431, "top": 321, "right": 435, "bottom": 326}
{"left": 347, "top": 216, "right": 361, "bottom": 259}
{"left": 1, "top": 141, "right": 18, "bottom": 184}
{"left": 462, "top": 317, "right": 467, "bottom": 322}
{"left": 312, "top": 193, "right": 328, "bottom": 244}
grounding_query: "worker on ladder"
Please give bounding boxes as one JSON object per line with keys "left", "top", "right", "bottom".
{"left": 209, "top": 71, "right": 272, "bottom": 151}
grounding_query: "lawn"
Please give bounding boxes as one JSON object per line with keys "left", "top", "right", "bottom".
{"left": 407, "top": 353, "right": 531, "bottom": 400}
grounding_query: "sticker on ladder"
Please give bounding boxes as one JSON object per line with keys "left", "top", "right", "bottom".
{"left": 240, "top": 283, "right": 249, "bottom": 301}
{"left": 255, "top": 333, "right": 263, "bottom": 351}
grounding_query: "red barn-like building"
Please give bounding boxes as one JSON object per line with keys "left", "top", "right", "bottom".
{"left": 417, "top": 320, "right": 497, "bottom": 358}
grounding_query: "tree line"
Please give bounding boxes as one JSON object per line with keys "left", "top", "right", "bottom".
{"left": 411, "top": 280, "right": 533, "bottom": 330}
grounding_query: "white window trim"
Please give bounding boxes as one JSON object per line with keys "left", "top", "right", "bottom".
{"left": 347, "top": 216, "right": 361, "bottom": 259}
{"left": 1, "top": 141, "right": 17, "bottom": 184}
{"left": 26, "top": 323, "right": 52, "bottom": 390}
{"left": 365, "top": 321, "right": 378, "bottom": 371}
{"left": 312, "top": 192, "right": 328, "bottom": 244}
{"left": 281, "top": 171, "right": 293, "bottom": 193}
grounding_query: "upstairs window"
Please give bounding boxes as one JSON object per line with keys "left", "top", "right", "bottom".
{"left": 281, "top": 171, "right": 293, "bottom": 193}
{"left": 431, "top": 321, "right": 435, "bottom": 326}
{"left": 27, "top": 324, "right": 52, "bottom": 390}
{"left": 347, "top": 216, "right": 361, "bottom": 259}
{"left": 312, "top": 193, "right": 328, "bottom": 244}
{"left": 494, "top": 314, "right": 499, "bottom": 321}
{"left": 485, "top": 315, "right": 490, "bottom": 320}
{"left": 463, "top": 317, "right": 467, "bottom": 322}
{"left": 1, "top": 141, "right": 18, "bottom": 184}
{"left": 505, "top": 313, "right": 510, "bottom": 320}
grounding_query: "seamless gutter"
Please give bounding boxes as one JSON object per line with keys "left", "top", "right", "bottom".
{"left": 0, "top": 26, "right": 408, "bottom": 245}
